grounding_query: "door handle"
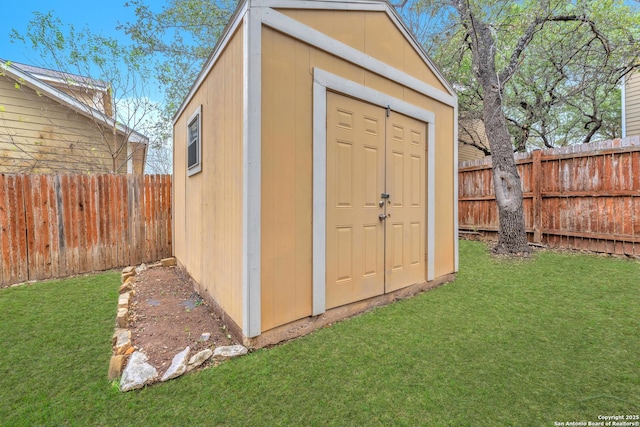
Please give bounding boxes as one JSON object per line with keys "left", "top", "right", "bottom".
{"left": 379, "top": 213, "right": 387, "bottom": 221}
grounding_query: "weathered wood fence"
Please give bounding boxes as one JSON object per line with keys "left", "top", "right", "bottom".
{"left": 459, "top": 136, "right": 640, "bottom": 255}
{"left": 0, "top": 174, "right": 172, "bottom": 287}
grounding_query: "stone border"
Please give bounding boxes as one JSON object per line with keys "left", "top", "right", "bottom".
{"left": 107, "top": 257, "right": 248, "bottom": 392}
{"left": 107, "top": 260, "right": 175, "bottom": 382}
{"left": 107, "top": 257, "right": 176, "bottom": 381}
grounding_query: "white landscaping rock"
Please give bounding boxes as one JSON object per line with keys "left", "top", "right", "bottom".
{"left": 187, "top": 349, "right": 213, "bottom": 372}
{"left": 135, "top": 263, "right": 148, "bottom": 274}
{"left": 213, "top": 345, "right": 248, "bottom": 361}
{"left": 161, "top": 346, "right": 190, "bottom": 382}
{"left": 120, "top": 351, "right": 158, "bottom": 392}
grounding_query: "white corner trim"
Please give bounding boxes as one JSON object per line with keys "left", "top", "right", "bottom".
{"left": 427, "top": 123, "right": 436, "bottom": 281}
{"left": 173, "top": 2, "right": 248, "bottom": 124}
{"left": 242, "top": 7, "right": 262, "bottom": 338}
{"left": 312, "top": 78, "right": 327, "bottom": 316}
{"left": 262, "top": 8, "right": 456, "bottom": 108}
{"left": 453, "top": 104, "right": 459, "bottom": 272}
{"left": 312, "top": 68, "right": 436, "bottom": 314}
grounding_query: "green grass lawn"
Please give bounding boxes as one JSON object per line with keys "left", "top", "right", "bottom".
{"left": 1, "top": 241, "right": 638, "bottom": 426}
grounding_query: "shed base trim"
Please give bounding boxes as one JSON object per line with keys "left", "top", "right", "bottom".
{"left": 243, "top": 273, "right": 456, "bottom": 350}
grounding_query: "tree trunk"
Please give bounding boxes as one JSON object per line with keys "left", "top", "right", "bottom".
{"left": 483, "top": 85, "right": 530, "bottom": 254}
{"left": 454, "top": 0, "right": 532, "bottom": 254}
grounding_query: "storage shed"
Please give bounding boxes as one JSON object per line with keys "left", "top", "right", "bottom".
{"left": 172, "top": 0, "right": 459, "bottom": 347}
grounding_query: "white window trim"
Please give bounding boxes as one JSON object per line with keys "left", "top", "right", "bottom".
{"left": 187, "top": 105, "right": 203, "bottom": 176}
{"left": 312, "top": 68, "right": 436, "bottom": 316}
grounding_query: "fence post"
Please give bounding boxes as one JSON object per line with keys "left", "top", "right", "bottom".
{"left": 532, "top": 150, "right": 542, "bottom": 243}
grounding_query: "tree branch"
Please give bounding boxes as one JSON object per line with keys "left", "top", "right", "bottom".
{"left": 499, "top": 14, "right": 612, "bottom": 86}
{"left": 547, "top": 15, "right": 611, "bottom": 55}
{"left": 498, "top": 17, "right": 546, "bottom": 85}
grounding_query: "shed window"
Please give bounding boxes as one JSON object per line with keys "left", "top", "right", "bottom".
{"left": 187, "top": 105, "right": 202, "bottom": 176}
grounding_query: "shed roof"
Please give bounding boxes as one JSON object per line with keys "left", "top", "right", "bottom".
{"left": 173, "top": 0, "right": 456, "bottom": 123}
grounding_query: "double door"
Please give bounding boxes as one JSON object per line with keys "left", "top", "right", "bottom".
{"left": 326, "top": 92, "right": 426, "bottom": 309}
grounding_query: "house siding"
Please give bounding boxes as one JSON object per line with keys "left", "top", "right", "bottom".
{"left": 0, "top": 75, "right": 141, "bottom": 174}
{"left": 458, "top": 144, "right": 486, "bottom": 162}
{"left": 458, "top": 118, "right": 489, "bottom": 162}
{"left": 626, "top": 72, "right": 640, "bottom": 137}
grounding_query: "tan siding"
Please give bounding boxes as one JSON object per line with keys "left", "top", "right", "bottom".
{"left": 458, "top": 144, "right": 486, "bottom": 162}
{"left": 49, "top": 83, "right": 111, "bottom": 117}
{"left": 131, "top": 142, "right": 146, "bottom": 175}
{"left": 261, "top": 23, "right": 456, "bottom": 331}
{"left": 261, "top": 27, "right": 314, "bottom": 330}
{"left": 172, "top": 25, "right": 244, "bottom": 328}
{"left": 626, "top": 72, "right": 640, "bottom": 136}
{"left": 458, "top": 118, "right": 489, "bottom": 162}
{"left": 0, "top": 75, "right": 141, "bottom": 174}
{"left": 278, "top": 9, "right": 449, "bottom": 94}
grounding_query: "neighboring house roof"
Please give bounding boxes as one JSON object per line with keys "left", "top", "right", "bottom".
{"left": 10, "top": 61, "right": 109, "bottom": 92}
{"left": 0, "top": 59, "right": 147, "bottom": 144}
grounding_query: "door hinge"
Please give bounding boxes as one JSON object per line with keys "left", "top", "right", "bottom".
{"left": 386, "top": 105, "right": 390, "bottom": 117}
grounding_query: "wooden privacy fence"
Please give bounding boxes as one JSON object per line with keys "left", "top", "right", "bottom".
{"left": 459, "top": 136, "right": 640, "bottom": 255}
{"left": 0, "top": 174, "right": 172, "bottom": 287}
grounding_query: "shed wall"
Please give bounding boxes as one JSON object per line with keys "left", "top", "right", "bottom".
{"left": 279, "top": 9, "right": 449, "bottom": 95}
{"left": 173, "top": 25, "right": 245, "bottom": 328}
{"left": 0, "top": 76, "right": 138, "bottom": 174}
{"left": 626, "top": 72, "right": 640, "bottom": 137}
{"left": 260, "top": 19, "right": 456, "bottom": 331}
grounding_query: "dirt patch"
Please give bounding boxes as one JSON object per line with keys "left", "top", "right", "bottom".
{"left": 128, "top": 267, "right": 239, "bottom": 371}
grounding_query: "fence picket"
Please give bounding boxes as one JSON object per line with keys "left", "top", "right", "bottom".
{"left": 0, "top": 174, "right": 172, "bottom": 287}
{"left": 459, "top": 137, "right": 640, "bottom": 256}
{"left": 15, "top": 176, "right": 28, "bottom": 283}
{"left": 0, "top": 175, "right": 8, "bottom": 284}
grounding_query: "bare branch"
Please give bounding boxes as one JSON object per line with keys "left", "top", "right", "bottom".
{"left": 498, "top": 17, "right": 546, "bottom": 85}
{"left": 547, "top": 15, "right": 611, "bottom": 55}
{"left": 459, "top": 137, "right": 492, "bottom": 156}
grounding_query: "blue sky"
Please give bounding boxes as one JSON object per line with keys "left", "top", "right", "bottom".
{"left": 0, "top": 0, "right": 137, "bottom": 64}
